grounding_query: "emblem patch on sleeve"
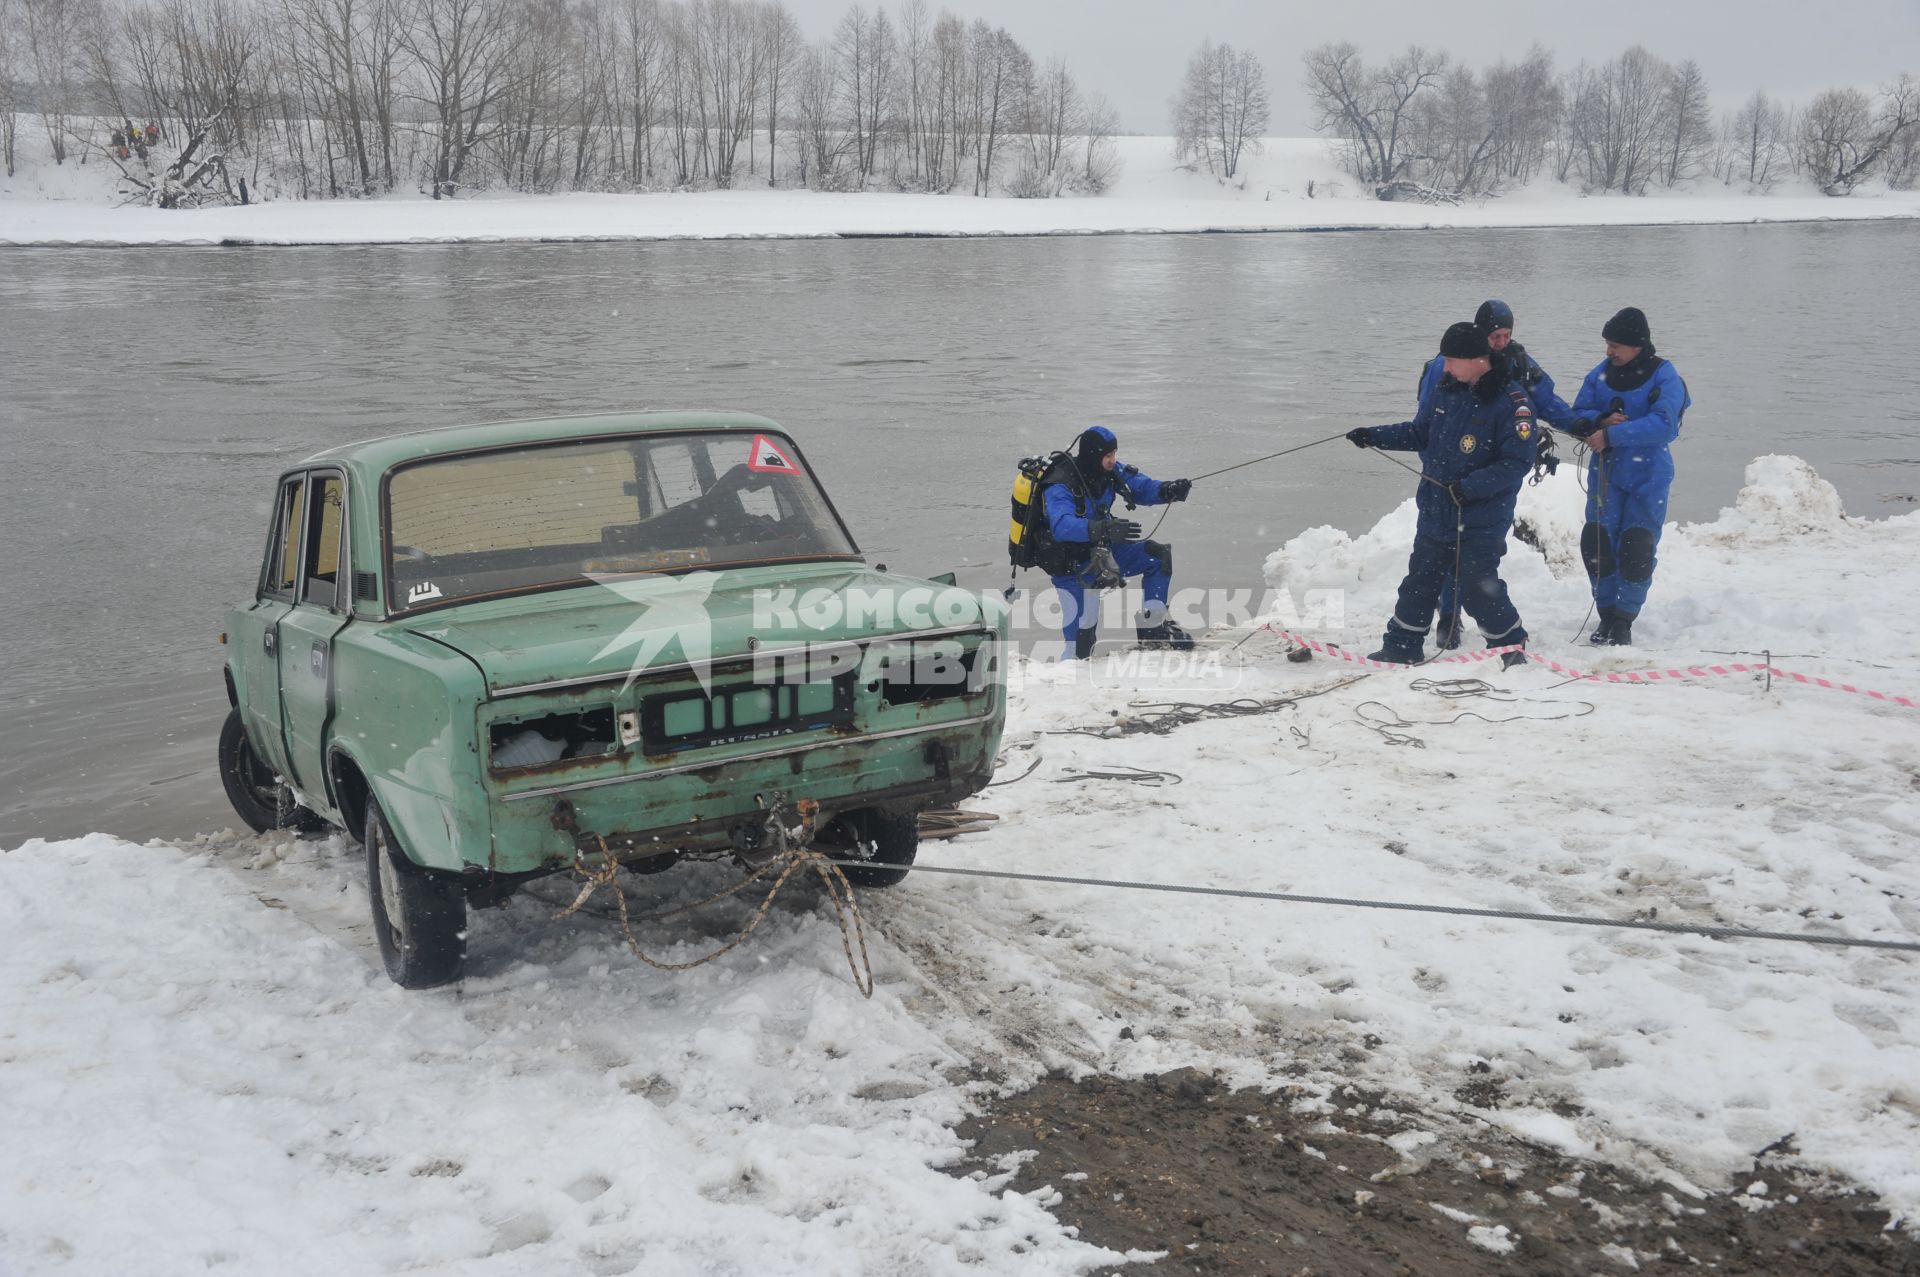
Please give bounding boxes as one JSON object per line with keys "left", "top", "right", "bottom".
{"left": 1459, "top": 434, "right": 1478, "bottom": 454}
{"left": 1516, "top": 420, "right": 1533, "bottom": 441}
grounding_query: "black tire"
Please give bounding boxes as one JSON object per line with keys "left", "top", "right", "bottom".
{"left": 821, "top": 807, "right": 920, "bottom": 889}
{"left": 364, "top": 794, "right": 467, "bottom": 989}
{"left": 218, "top": 708, "right": 325, "bottom": 835}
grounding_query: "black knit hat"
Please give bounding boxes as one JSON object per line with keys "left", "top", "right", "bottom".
{"left": 1474, "top": 299, "right": 1515, "bottom": 333}
{"left": 1602, "top": 307, "right": 1651, "bottom": 347}
{"left": 1439, "top": 321, "right": 1490, "bottom": 360}
{"left": 1075, "top": 425, "right": 1117, "bottom": 463}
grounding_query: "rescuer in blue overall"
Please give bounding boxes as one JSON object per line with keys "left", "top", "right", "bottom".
{"left": 1351, "top": 322, "right": 1536, "bottom": 667}
{"left": 1566, "top": 307, "right": 1691, "bottom": 646}
{"left": 1419, "top": 299, "right": 1574, "bottom": 649}
{"left": 1043, "top": 426, "right": 1193, "bottom": 658}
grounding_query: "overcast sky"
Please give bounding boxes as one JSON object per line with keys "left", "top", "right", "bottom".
{"left": 774, "top": 0, "right": 1920, "bottom": 134}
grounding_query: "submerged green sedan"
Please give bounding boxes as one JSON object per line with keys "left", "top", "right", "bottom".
{"left": 219, "top": 412, "right": 1007, "bottom": 987}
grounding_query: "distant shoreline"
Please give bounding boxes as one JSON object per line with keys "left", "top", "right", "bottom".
{"left": 8, "top": 134, "right": 1917, "bottom": 248}
{"left": 3, "top": 201, "right": 1916, "bottom": 249}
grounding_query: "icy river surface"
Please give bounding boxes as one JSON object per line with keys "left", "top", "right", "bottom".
{"left": 2, "top": 219, "right": 1917, "bottom": 843}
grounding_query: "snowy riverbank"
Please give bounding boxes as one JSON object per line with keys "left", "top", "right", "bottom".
{"left": 4, "top": 137, "right": 1919, "bottom": 247}
{"left": 4, "top": 456, "right": 1918, "bottom": 1274}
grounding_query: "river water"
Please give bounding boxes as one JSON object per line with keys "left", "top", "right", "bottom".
{"left": 3, "top": 221, "right": 1917, "bottom": 843}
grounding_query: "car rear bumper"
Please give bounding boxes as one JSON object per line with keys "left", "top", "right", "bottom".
{"left": 479, "top": 711, "right": 1000, "bottom": 875}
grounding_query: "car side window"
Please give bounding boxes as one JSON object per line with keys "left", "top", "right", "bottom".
{"left": 264, "top": 476, "right": 306, "bottom": 600}
{"left": 300, "top": 473, "right": 346, "bottom": 610}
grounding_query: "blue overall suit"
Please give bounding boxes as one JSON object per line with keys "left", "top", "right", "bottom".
{"left": 1360, "top": 367, "right": 1536, "bottom": 660}
{"left": 1568, "top": 350, "right": 1690, "bottom": 619}
{"left": 1420, "top": 344, "right": 1574, "bottom": 637}
{"left": 1044, "top": 459, "right": 1175, "bottom": 659}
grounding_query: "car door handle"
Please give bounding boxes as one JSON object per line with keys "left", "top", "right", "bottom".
{"left": 264, "top": 629, "right": 276, "bottom": 656}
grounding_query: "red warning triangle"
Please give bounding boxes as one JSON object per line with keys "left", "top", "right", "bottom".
{"left": 747, "top": 434, "right": 800, "bottom": 474}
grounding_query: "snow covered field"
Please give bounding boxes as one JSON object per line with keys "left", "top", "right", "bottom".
{"left": 3, "top": 137, "right": 1918, "bottom": 247}
{"left": 4, "top": 455, "right": 1917, "bottom": 1275}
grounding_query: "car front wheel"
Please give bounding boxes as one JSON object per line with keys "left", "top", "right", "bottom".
{"left": 820, "top": 807, "right": 920, "bottom": 889}
{"left": 365, "top": 794, "right": 467, "bottom": 989}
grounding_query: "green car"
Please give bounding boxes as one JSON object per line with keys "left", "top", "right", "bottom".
{"left": 219, "top": 411, "right": 1007, "bottom": 988}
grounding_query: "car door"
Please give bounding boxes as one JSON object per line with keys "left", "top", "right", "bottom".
{"left": 276, "top": 468, "right": 354, "bottom": 803}
{"left": 232, "top": 473, "right": 304, "bottom": 781}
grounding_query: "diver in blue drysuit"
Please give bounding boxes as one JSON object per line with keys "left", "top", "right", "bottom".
{"left": 1566, "top": 307, "right": 1691, "bottom": 646}
{"left": 1419, "top": 299, "right": 1575, "bottom": 648}
{"left": 1350, "top": 322, "right": 1537, "bottom": 666}
{"left": 1043, "top": 426, "right": 1193, "bottom": 659}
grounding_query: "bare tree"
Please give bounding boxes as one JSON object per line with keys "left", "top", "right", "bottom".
{"left": 1727, "top": 89, "right": 1787, "bottom": 190}
{"left": 614, "top": 0, "right": 664, "bottom": 184}
{"left": 759, "top": 0, "right": 799, "bottom": 184}
{"left": 792, "top": 39, "right": 843, "bottom": 188}
{"left": 1172, "top": 40, "right": 1267, "bottom": 180}
{"left": 964, "top": 19, "right": 1024, "bottom": 195}
{"left": 23, "top": 0, "right": 95, "bottom": 163}
{"left": 832, "top": 2, "right": 892, "bottom": 185}
{"left": 1659, "top": 57, "right": 1711, "bottom": 186}
{"left": 1077, "top": 89, "right": 1119, "bottom": 192}
{"left": 1799, "top": 74, "right": 1918, "bottom": 195}
{"left": 1301, "top": 41, "right": 1445, "bottom": 197}
{"left": 1888, "top": 79, "right": 1920, "bottom": 190}
{"left": 1491, "top": 44, "right": 1558, "bottom": 182}
{"left": 0, "top": 0, "right": 19, "bottom": 175}
{"left": 276, "top": 0, "right": 384, "bottom": 194}
{"left": 402, "top": 0, "right": 522, "bottom": 197}
{"left": 1565, "top": 46, "right": 1671, "bottom": 194}
{"left": 1798, "top": 87, "right": 1874, "bottom": 194}
{"left": 1008, "top": 55, "right": 1076, "bottom": 195}
{"left": 890, "top": 0, "right": 928, "bottom": 188}
{"left": 932, "top": 9, "right": 965, "bottom": 190}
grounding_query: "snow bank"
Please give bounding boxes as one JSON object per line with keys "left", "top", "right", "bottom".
{"left": 0, "top": 835, "right": 1124, "bottom": 1276}
{"left": 1697, "top": 454, "right": 1851, "bottom": 541}
{"left": 4, "top": 454, "right": 1919, "bottom": 1273}
{"left": 3, "top": 137, "right": 1917, "bottom": 247}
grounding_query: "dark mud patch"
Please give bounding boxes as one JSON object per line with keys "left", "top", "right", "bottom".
{"left": 954, "top": 1068, "right": 1914, "bottom": 1275}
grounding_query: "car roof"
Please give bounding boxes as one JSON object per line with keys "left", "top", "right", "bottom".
{"left": 296, "top": 410, "right": 786, "bottom": 479}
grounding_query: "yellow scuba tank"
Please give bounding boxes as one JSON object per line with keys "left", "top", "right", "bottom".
{"left": 1008, "top": 455, "right": 1054, "bottom": 570}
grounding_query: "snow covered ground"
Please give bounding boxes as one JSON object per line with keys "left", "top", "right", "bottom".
{"left": 5, "top": 456, "right": 1919, "bottom": 1275}
{"left": 3, "top": 136, "right": 1917, "bottom": 247}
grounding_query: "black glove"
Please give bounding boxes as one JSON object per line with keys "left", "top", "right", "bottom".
{"left": 1346, "top": 428, "right": 1371, "bottom": 448}
{"left": 1161, "top": 478, "right": 1192, "bottom": 503}
{"left": 1443, "top": 481, "right": 1465, "bottom": 505}
{"left": 1108, "top": 517, "right": 1143, "bottom": 542}
{"left": 1565, "top": 417, "right": 1596, "bottom": 440}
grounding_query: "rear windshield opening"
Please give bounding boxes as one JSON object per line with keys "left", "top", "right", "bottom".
{"left": 387, "top": 431, "right": 857, "bottom": 610}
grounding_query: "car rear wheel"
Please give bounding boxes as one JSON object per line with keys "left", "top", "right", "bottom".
{"left": 365, "top": 794, "right": 467, "bottom": 989}
{"left": 819, "top": 807, "right": 920, "bottom": 889}
{"left": 217, "top": 708, "right": 324, "bottom": 835}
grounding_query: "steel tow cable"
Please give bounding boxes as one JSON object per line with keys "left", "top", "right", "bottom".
{"left": 821, "top": 860, "right": 1920, "bottom": 955}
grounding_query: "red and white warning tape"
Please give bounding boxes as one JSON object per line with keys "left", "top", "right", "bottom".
{"left": 1262, "top": 627, "right": 1918, "bottom": 711}
{"left": 1765, "top": 667, "right": 1920, "bottom": 710}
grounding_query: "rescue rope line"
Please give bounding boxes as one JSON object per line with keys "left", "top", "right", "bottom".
{"left": 1265, "top": 626, "right": 1920, "bottom": 708}
{"left": 1051, "top": 765, "right": 1183, "bottom": 786}
{"left": 1189, "top": 431, "right": 1355, "bottom": 482}
{"left": 1353, "top": 684, "right": 1597, "bottom": 749}
{"left": 1043, "top": 675, "right": 1368, "bottom": 739}
{"left": 1134, "top": 431, "right": 1353, "bottom": 545}
{"left": 821, "top": 860, "right": 1920, "bottom": 955}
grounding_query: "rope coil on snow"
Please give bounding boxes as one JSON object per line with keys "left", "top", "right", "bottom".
{"left": 555, "top": 808, "right": 876, "bottom": 996}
